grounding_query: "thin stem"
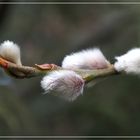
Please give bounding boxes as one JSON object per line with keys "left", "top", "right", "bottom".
{"left": 0, "top": 57, "right": 119, "bottom": 84}
{"left": 83, "top": 65, "right": 118, "bottom": 83}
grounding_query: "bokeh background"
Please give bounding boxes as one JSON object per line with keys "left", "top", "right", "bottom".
{"left": 0, "top": 0, "right": 140, "bottom": 136}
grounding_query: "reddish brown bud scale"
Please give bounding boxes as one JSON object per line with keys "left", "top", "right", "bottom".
{"left": 0, "top": 57, "right": 8, "bottom": 69}
{"left": 35, "top": 64, "right": 58, "bottom": 70}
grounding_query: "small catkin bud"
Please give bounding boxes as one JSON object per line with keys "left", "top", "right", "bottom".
{"left": 62, "top": 48, "right": 110, "bottom": 70}
{"left": 114, "top": 48, "right": 140, "bottom": 74}
{"left": 41, "top": 70, "right": 85, "bottom": 101}
{"left": 0, "top": 40, "right": 22, "bottom": 65}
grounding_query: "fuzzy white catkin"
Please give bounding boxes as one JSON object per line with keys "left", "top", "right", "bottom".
{"left": 0, "top": 40, "right": 22, "bottom": 65}
{"left": 114, "top": 48, "right": 140, "bottom": 74}
{"left": 41, "top": 70, "right": 85, "bottom": 101}
{"left": 62, "top": 48, "right": 110, "bottom": 70}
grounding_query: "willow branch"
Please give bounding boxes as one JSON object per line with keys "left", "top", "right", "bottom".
{"left": 0, "top": 57, "right": 118, "bottom": 83}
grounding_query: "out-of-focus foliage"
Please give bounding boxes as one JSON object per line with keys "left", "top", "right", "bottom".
{"left": 0, "top": 1, "right": 140, "bottom": 136}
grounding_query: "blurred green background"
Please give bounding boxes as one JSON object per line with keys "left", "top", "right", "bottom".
{"left": 0, "top": 1, "right": 140, "bottom": 136}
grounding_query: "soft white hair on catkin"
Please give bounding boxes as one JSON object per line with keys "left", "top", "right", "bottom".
{"left": 41, "top": 70, "right": 85, "bottom": 101}
{"left": 0, "top": 40, "right": 22, "bottom": 65}
{"left": 114, "top": 48, "right": 140, "bottom": 74}
{"left": 62, "top": 48, "right": 110, "bottom": 70}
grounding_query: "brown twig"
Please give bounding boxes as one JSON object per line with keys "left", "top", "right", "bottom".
{"left": 0, "top": 57, "right": 118, "bottom": 82}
